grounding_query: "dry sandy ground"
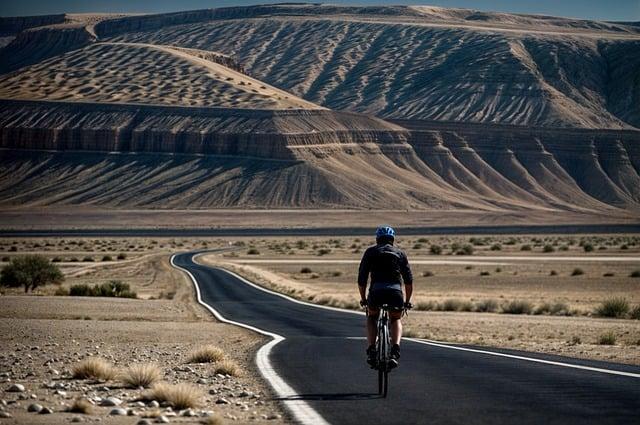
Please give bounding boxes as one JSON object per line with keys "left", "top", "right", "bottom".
{"left": 198, "top": 234, "right": 640, "bottom": 365}
{"left": 0, "top": 249, "right": 288, "bottom": 425}
{"left": 0, "top": 207, "right": 636, "bottom": 230}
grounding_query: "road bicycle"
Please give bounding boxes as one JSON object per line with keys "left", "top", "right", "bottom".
{"left": 372, "top": 303, "right": 408, "bottom": 398}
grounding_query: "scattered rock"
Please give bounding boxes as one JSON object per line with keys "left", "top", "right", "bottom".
{"left": 137, "top": 420, "right": 152, "bottom": 425}
{"left": 216, "top": 398, "right": 230, "bottom": 404}
{"left": 155, "top": 415, "right": 170, "bottom": 423}
{"left": 148, "top": 400, "right": 160, "bottom": 408}
{"left": 27, "top": 403, "right": 43, "bottom": 413}
{"left": 109, "top": 408, "right": 127, "bottom": 416}
{"left": 39, "top": 407, "right": 54, "bottom": 414}
{"left": 239, "top": 390, "right": 252, "bottom": 397}
{"left": 267, "top": 414, "right": 281, "bottom": 420}
{"left": 0, "top": 411, "right": 12, "bottom": 418}
{"left": 100, "top": 397, "right": 122, "bottom": 406}
{"left": 181, "top": 409, "right": 196, "bottom": 417}
{"left": 71, "top": 416, "right": 83, "bottom": 422}
{"left": 7, "top": 383, "right": 25, "bottom": 392}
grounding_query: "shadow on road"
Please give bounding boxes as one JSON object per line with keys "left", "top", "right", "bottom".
{"left": 278, "top": 392, "right": 381, "bottom": 401}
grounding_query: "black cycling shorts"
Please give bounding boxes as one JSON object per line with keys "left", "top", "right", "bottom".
{"left": 367, "top": 288, "right": 404, "bottom": 310}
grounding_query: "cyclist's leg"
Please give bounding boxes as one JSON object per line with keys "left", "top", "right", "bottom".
{"left": 389, "top": 310, "right": 402, "bottom": 345}
{"left": 366, "top": 306, "right": 379, "bottom": 346}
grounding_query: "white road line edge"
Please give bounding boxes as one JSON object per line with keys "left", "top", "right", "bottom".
{"left": 170, "top": 254, "right": 331, "bottom": 425}
{"left": 407, "top": 339, "right": 640, "bottom": 378}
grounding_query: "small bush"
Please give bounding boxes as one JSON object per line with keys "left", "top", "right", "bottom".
{"left": 549, "top": 270, "right": 558, "bottom": 276}
{"left": 571, "top": 268, "right": 584, "bottom": 276}
{"left": 1, "top": 256, "right": 9, "bottom": 262}
{"left": 51, "top": 257, "right": 62, "bottom": 262}
{"left": 68, "top": 281, "right": 136, "bottom": 298}
{"left": 117, "top": 253, "right": 127, "bottom": 260}
{"left": 583, "top": 243, "right": 594, "bottom": 252}
{"left": 72, "top": 357, "right": 117, "bottom": 381}
{"left": 120, "top": 363, "right": 162, "bottom": 388}
{"left": 502, "top": 300, "right": 533, "bottom": 315}
{"left": 474, "top": 299, "right": 498, "bottom": 313}
{"left": 413, "top": 243, "right": 423, "bottom": 249}
{"left": 69, "top": 283, "right": 92, "bottom": 297}
{"left": 595, "top": 298, "right": 629, "bottom": 318}
{"left": 188, "top": 346, "right": 225, "bottom": 364}
{"left": 147, "top": 383, "right": 202, "bottom": 410}
{"left": 535, "top": 302, "right": 569, "bottom": 316}
{"left": 620, "top": 244, "right": 628, "bottom": 250}
{"left": 630, "top": 305, "right": 640, "bottom": 320}
{"left": 247, "top": 248, "right": 260, "bottom": 255}
{"left": 82, "top": 256, "right": 94, "bottom": 262}
{"left": 569, "top": 336, "right": 581, "bottom": 346}
{"left": 214, "top": 359, "right": 242, "bottom": 377}
{"left": 543, "top": 245, "right": 555, "bottom": 253}
{"left": 520, "top": 244, "right": 532, "bottom": 251}
{"left": 415, "top": 301, "right": 437, "bottom": 311}
{"left": 479, "top": 271, "right": 490, "bottom": 276}
{"left": 67, "top": 398, "right": 93, "bottom": 414}
{"left": 597, "top": 332, "right": 616, "bottom": 345}
{"left": 101, "top": 255, "right": 113, "bottom": 261}
{"left": 54, "top": 286, "right": 69, "bottom": 296}
{"left": 317, "top": 248, "right": 331, "bottom": 256}
{"left": 422, "top": 271, "right": 434, "bottom": 277}
{"left": 490, "top": 244, "right": 502, "bottom": 251}
{"left": 457, "top": 244, "right": 474, "bottom": 255}
{"left": 429, "top": 245, "right": 442, "bottom": 255}
{"left": 331, "top": 271, "right": 342, "bottom": 277}
{"left": 300, "top": 267, "right": 312, "bottom": 274}
{"left": 630, "top": 270, "right": 640, "bottom": 278}
{"left": 442, "top": 299, "right": 463, "bottom": 311}
{"left": 603, "top": 272, "right": 614, "bottom": 277}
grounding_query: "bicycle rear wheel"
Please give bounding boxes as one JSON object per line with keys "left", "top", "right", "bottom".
{"left": 383, "top": 369, "right": 389, "bottom": 398}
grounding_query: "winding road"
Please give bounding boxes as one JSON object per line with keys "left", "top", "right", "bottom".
{"left": 172, "top": 251, "right": 640, "bottom": 425}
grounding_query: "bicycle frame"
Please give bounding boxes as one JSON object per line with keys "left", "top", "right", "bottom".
{"left": 375, "top": 304, "right": 392, "bottom": 397}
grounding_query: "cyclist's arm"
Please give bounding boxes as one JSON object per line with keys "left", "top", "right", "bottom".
{"left": 357, "top": 248, "right": 371, "bottom": 301}
{"left": 400, "top": 252, "right": 413, "bottom": 303}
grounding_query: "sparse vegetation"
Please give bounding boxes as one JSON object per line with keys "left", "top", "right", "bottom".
{"left": 422, "top": 271, "right": 434, "bottom": 277}
{"left": 583, "top": 243, "right": 594, "bottom": 252}
{"left": 429, "top": 245, "right": 442, "bottom": 255}
{"left": 214, "top": 359, "right": 242, "bottom": 376}
{"left": 120, "top": 363, "right": 162, "bottom": 388}
{"left": 147, "top": 383, "right": 202, "bottom": 409}
{"left": 102, "top": 255, "right": 113, "bottom": 261}
{"left": 490, "top": 243, "right": 502, "bottom": 251}
{"left": 520, "top": 244, "right": 532, "bottom": 251}
{"left": 474, "top": 299, "right": 499, "bottom": 313}
{"left": 67, "top": 398, "right": 93, "bottom": 414}
{"left": 300, "top": 267, "right": 312, "bottom": 274}
{"left": 502, "top": 300, "right": 533, "bottom": 315}
{"left": 535, "top": 301, "right": 569, "bottom": 316}
{"left": 543, "top": 244, "right": 555, "bottom": 253}
{"left": 117, "top": 253, "right": 127, "bottom": 260}
{"left": 597, "top": 331, "right": 616, "bottom": 345}
{"left": 630, "top": 270, "right": 640, "bottom": 278}
{"left": 571, "top": 268, "right": 584, "bottom": 276}
{"left": 247, "top": 248, "right": 260, "bottom": 255}
{"left": 188, "top": 345, "right": 225, "bottom": 363}
{"left": 72, "top": 357, "right": 117, "bottom": 381}
{"left": 0, "top": 255, "right": 64, "bottom": 292}
{"left": 595, "top": 298, "right": 629, "bottom": 318}
{"left": 68, "top": 280, "right": 136, "bottom": 298}
{"left": 630, "top": 305, "right": 640, "bottom": 320}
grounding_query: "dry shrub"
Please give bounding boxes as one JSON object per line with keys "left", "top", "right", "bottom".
{"left": 120, "top": 363, "right": 162, "bottom": 388}
{"left": 595, "top": 298, "right": 629, "bottom": 318}
{"left": 597, "top": 331, "right": 617, "bottom": 345}
{"left": 67, "top": 398, "right": 93, "bottom": 414}
{"left": 202, "top": 416, "right": 225, "bottom": 425}
{"left": 147, "top": 382, "right": 202, "bottom": 410}
{"left": 72, "top": 357, "right": 117, "bottom": 381}
{"left": 188, "top": 345, "right": 225, "bottom": 363}
{"left": 214, "top": 359, "right": 242, "bottom": 377}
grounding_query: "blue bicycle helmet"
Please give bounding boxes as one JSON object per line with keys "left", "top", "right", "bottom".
{"left": 375, "top": 225, "right": 395, "bottom": 239}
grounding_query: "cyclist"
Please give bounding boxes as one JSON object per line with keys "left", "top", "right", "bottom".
{"left": 358, "top": 225, "right": 413, "bottom": 368}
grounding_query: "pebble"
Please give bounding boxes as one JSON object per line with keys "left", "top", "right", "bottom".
{"left": 109, "top": 408, "right": 127, "bottom": 416}
{"left": 27, "top": 403, "right": 43, "bottom": 413}
{"left": 39, "top": 407, "right": 54, "bottom": 414}
{"left": 71, "top": 416, "right": 83, "bottom": 422}
{"left": 155, "top": 415, "right": 170, "bottom": 423}
{"left": 216, "top": 398, "right": 230, "bottom": 404}
{"left": 267, "top": 414, "right": 281, "bottom": 420}
{"left": 181, "top": 409, "right": 196, "bottom": 417}
{"left": 100, "top": 397, "right": 122, "bottom": 406}
{"left": 0, "top": 411, "right": 12, "bottom": 418}
{"left": 7, "top": 383, "right": 25, "bottom": 392}
{"left": 137, "top": 420, "right": 152, "bottom": 425}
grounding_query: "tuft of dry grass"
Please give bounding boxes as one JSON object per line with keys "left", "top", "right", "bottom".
{"left": 120, "top": 363, "right": 162, "bottom": 388}
{"left": 202, "top": 416, "right": 225, "bottom": 425}
{"left": 72, "top": 357, "right": 117, "bottom": 381}
{"left": 67, "top": 398, "right": 93, "bottom": 414}
{"left": 214, "top": 359, "right": 242, "bottom": 377}
{"left": 147, "top": 382, "right": 203, "bottom": 410}
{"left": 597, "top": 331, "right": 617, "bottom": 345}
{"left": 188, "top": 345, "right": 225, "bottom": 364}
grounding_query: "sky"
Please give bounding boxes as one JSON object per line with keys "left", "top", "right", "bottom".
{"left": 0, "top": 1, "right": 638, "bottom": 22}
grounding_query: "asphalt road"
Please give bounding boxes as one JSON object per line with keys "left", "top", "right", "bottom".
{"left": 3, "top": 223, "right": 640, "bottom": 237}
{"left": 173, "top": 252, "right": 640, "bottom": 425}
